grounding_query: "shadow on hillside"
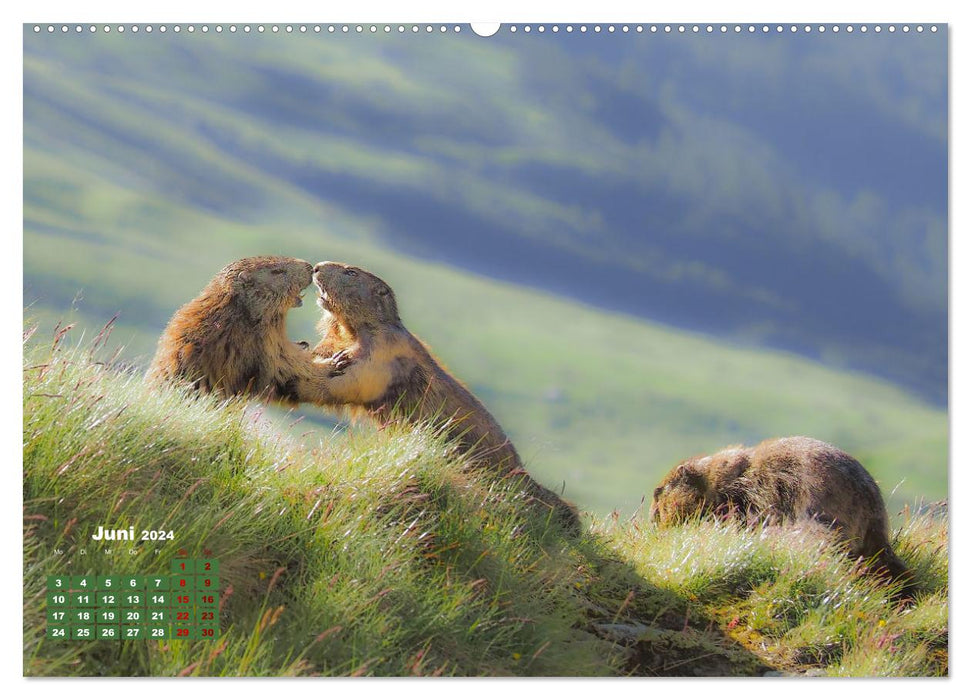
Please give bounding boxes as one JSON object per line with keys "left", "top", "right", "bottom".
{"left": 567, "top": 529, "right": 772, "bottom": 677}
{"left": 321, "top": 459, "right": 776, "bottom": 677}
{"left": 453, "top": 471, "right": 772, "bottom": 676}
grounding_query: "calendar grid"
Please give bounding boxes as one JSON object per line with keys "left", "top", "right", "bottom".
{"left": 46, "top": 559, "right": 220, "bottom": 641}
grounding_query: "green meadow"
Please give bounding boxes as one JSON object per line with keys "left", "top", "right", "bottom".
{"left": 23, "top": 342, "right": 947, "bottom": 676}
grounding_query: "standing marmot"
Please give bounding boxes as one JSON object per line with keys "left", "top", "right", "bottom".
{"left": 147, "top": 256, "right": 345, "bottom": 400}
{"left": 296, "top": 260, "right": 581, "bottom": 532}
{"left": 650, "top": 436, "right": 912, "bottom": 590}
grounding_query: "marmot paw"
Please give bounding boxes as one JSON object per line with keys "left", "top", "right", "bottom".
{"left": 328, "top": 349, "right": 353, "bottom": 377}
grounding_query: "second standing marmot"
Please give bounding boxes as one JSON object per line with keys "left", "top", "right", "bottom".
{"left": 296, "top": 260, "right": 581, "bottom": 532}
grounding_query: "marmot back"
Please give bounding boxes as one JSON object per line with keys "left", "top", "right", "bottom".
{"left": 147, "top": 256, "right": 313, "bottom": 399}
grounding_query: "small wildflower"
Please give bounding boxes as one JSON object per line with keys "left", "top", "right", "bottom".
{"left": 878, "top": 619, "right": 887, "bottom": 627}
{"left": 512, "top": 652, "right": 521, "bottom": 660}
{"left": 259, "top": 571, "right": 267, "bottom": 580}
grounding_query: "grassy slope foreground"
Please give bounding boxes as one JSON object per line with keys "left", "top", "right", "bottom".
{"left": 23, "top": 330, "right": 947, "bottom": 677}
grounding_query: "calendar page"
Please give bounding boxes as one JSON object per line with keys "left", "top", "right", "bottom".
{"left": 22, "top": 17, "right": 949, "bottom": 679}
{"left": 45, "top": 555, "right": 220, "bottom": 643}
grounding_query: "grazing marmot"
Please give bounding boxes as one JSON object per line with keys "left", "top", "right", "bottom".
{"left": 650, "top": 436, "right": 912, "bottom": 590}
{"left": 147, "top": 256, "right": 345, "bottom": 400}
{"left": 297, "top": 260, "right": 581, "bottom": 532}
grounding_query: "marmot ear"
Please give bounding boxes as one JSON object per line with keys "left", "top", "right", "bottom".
{"left": 676, "top": 463, "right": 707, "bottom": 490}
{"left": 378, "top": 286, "right": 390, "bottom": 297}
{"left": 237, "top": 270, "right": 251, "bottom": 283}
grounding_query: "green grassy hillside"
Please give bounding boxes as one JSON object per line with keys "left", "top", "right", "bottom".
{"left": 22, "top": 334, "right": 948, "bottom": 677}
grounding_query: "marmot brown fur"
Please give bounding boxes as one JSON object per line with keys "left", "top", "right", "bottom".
{"left": 650, "top": 436, "right": 912, "bottom": 591}
{"left": 147, "top": 256, "right": 345, "bottom": 400}
{"left": 296, "top": 260, "right": 581, "bottom": 532}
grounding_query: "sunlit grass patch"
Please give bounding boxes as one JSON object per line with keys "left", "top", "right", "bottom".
{"left": 599, "top": 505, "right": 948, "bottom": 677}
